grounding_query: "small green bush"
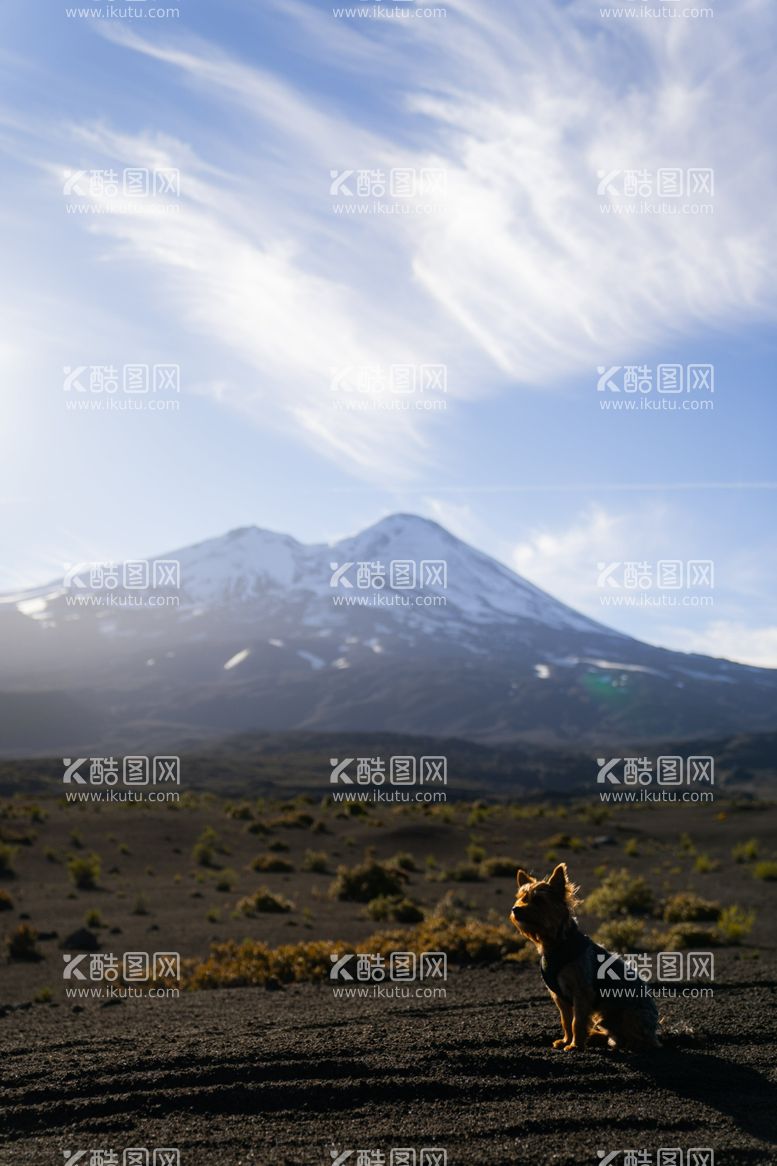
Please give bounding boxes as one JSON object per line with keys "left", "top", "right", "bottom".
{"left": 662, "top": 892, "right": 721, "bottom": 923}
{"left": 67, "top": 852, "right": 101, "bottom": 890}
{"left": 366, "top": 895, "right": 424, "bottom": 923}
{"left": 227, "top": 802, "right": 254, "bottom": 821}
{"left": 193, "top": 827, "right": 219, "bottom": 868}
{"left": 6, "top": 923, "right": 41, "bottom": 961}
{"left": 481, "top": 856, "right": 520, "bottom": 877}
{"left": 330, "top": 860, "right": 406, "bottom": 902}
{"left": 0, "top": 842, "right": 18, "bottom": 876}
{"left": 656, "top": 922, "right": 719, "bottom": 950}
{"left": 693, "top": 854, "right": 718, "bottom": 874}
{"left": 302, "top": 850, "right": 328, "bottom": 873}
{"left": 252, "top": 855, "right": 294, "bottom": 873}
{"left": 593, "top": 918, "right": 646, "bottom": 951}
{"left": 391, "top": 852, "right": 417, "bottom": 872}
{"left": 271, "top": 811, "right": 314, "bottom": 829}
{"left": 445, "top": 862, "right": 482, "bottom": 883}
{"left": 214, "top": 868, "right": 238, "bottom": 892}
{"left": 585, "top": 869, "right": 655, "bottom": 918}
{"left": 732, "top": 839, "right": 759, "bottom": 864}
{"left": 545, "top": 833, "right": 585, "bottom": 852}
{"left": 753, "top": 861, "right": 777, "bottom": 881}
{"left": 236, "top": 887, "right": 294, "bottom": 915}
{"left": 715, "top": 905, "right": 755, "bottom": 944}
{"left": 335, "top": 801, "right": 369, "bottom": 818}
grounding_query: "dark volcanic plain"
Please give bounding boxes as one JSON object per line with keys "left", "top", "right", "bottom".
{"left": 1, "top": 793, "right": 776, "bottom": 1165}
{"left": 2, "top": 956, "right": 777, "bottom": 1166}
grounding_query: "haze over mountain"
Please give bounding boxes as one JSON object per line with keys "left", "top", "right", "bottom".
{"left": 1, "top": 514, "right": 775, "bottom": 755}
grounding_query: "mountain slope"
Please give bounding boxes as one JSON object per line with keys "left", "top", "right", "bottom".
{"left": 0, "top": 514, "right": 774, "bottom": 754}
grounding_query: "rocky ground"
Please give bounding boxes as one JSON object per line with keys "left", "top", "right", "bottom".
{"left": 2, "top": 955, "right": 777, "bottom": 1166}
{"left": 2, "top": 795, "right": 777, "bottom": 1164}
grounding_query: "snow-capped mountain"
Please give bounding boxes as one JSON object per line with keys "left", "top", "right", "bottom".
{"left": 1, "top": 514, "right": 775, "bottom": 755}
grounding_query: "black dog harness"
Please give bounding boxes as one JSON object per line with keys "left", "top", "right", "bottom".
{"left": 540, "top": 923, "right": 593, "bottom": 1002}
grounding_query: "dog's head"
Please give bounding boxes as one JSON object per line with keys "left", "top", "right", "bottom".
{"left": 509, "top": 863, "right": 580, "bottom": 946}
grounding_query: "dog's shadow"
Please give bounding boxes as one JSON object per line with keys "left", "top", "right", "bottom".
{"left": 635, "top": 1046, "right": 777, "bottom": 1144}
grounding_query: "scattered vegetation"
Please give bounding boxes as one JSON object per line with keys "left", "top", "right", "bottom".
{"left": 0, "top": 842, "right": 18, "bottom": 877}
{"left": 214, "top": 868, "right": 238, "bottom": 892}
{"left": 391, "top": 851, "right": 417, "bottom": 872}
{"left": 67, "top": 852, "right": 101, "bottom": 890}
{"left": 270, "top": 810, "right": 315, "bottom": 830}
{"left": 251, "top": 854, "right": 294, "bottom": 873}
{"left": 226, "top": 802, "right": 254, "bottom": 821}
{"left": 593, "top": 918, "right": 646, "bottom": 951}
{"left": 715, "top": 904, "right": 755, "bottom": 944}
{"left": 444, "top": 862, "right": 482, "bottom": 883}
{"left": 302, "top": 849, "right": 328, "bottom": 873}
{"left": 366, "top": 895, "right": 424, "bottom": 923}
{"left": 693, "top": 853, "right": 719, "bottom": 874}
{"left": 732, "top": 839, "right": 759, "bottom": 864}
{"left": 329, "top": 859, "right": 406, "bottom": 902}
{"left": 6, "top": 923, "right": 41, "bottom": 961}
{"left": 192, "top": 827, "right": 220, "bottom": 868}
{"left": 662, "top": 892, "right": 721, "bottom": 923}
{"left": 544, "top": 833, "right": 586, "bottom": 852}
{"left": 481, "top": 856, "right": 520, "bottom": 878}
{"left": 236, "top": 887, "right": 295, "bottom": 915}
{"left": 585, "top": 869, "right": 655, "bottom": 918}
{"left": 185, "top": 914, "right": 526, "bottom": 991}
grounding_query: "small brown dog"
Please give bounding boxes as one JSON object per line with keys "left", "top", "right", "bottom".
{"left": 510, "top": 863, "right": 660, "bottom": 1052}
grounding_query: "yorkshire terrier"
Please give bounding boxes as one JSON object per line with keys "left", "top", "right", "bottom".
{"left": 510, "top": 863, "right": 660, "bottom": 1052}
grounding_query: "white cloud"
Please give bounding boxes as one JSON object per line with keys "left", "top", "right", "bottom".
{"left": 25, "top": 0, "right": 775, "bottom": 479}
{"left": 512, "top": 505, "right": 637, "bottom": 609}
{"left": 408, "top": 0, "right": 777, "bottom": 381}
{"left": 667, "top": 622, "right": 777, "bottom": 669}
{"left": 511, "top": 504, "right": 777, "bottom": 668}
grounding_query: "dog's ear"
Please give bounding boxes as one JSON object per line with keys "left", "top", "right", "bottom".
{"left": 516, "top": 868, "right": 532, "bottom": 888}
{"left": 547, "top": 863, "right": 569, "bottom": 893}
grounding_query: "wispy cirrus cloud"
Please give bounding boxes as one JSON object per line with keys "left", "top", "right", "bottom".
{"left": 17, "top": 0, "right": 771, "bottom": 480}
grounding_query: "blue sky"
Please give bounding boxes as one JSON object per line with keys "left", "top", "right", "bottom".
{"left": 1, "top": 0, "right": 776, "bottom": 664}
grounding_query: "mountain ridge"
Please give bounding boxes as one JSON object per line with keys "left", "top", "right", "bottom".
{"left": 0, "top": 513, "right": 774, "bottom": 755}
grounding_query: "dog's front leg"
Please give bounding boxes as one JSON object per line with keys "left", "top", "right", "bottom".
{"left": 564, "top": 1003, "right": 591, "bottom": 1051}
{"left": 552, "top": 995, "right": 573, "bottom": 1048}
